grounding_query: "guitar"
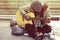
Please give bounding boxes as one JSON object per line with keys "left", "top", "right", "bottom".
{"left": 16, "top": 10, "right": 60, "bottom": 26}
{"left": 16, "top": 11, "right": 35, "bottom": 26}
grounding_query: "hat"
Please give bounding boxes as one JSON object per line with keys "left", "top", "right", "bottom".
{"left": 31, "top": 1, "right": 42, "bottom": 12}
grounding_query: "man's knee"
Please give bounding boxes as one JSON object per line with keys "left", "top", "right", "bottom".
{"left": 44, "top": 25, "right": 51, "bottom": 33}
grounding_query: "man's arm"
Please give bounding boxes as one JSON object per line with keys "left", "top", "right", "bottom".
{"left": 44, "top": 8, "right": 51, "bottom": 23}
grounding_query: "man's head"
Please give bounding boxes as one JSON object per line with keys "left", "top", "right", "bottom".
{"left": 30, "top": 1, "right": 42, "bottom": 13}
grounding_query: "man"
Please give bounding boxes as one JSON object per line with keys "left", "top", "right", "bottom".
{"left": 10, "top": 1, "right": 51, "bottom": 40}
{"left": 24, "top": 1, "right": 51, "bottom": 39}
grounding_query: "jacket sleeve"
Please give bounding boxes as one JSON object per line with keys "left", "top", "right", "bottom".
{"left": 44, "top": 8, "right": 51, "bottom": 23}
{"left": 16, "top": 10, "right": 26, "bottom": 26}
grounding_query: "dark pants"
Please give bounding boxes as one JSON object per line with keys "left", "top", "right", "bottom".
{"left": 25, "top": 24, "right": 51, "bottom": 38}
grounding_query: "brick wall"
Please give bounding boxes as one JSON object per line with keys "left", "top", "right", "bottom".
{"left": 0, "top": 0, "right": 32, "bottom": 15}
{"left": 0, "top": 0, "right": 60, "bottom": 15}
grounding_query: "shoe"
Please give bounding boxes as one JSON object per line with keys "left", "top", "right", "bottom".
{"left": 35, "top": 36, "right": 42, "bottom": 40}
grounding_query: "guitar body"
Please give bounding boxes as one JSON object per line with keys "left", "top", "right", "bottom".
{"left": 23, "top": 12, "right": 35, "bottom": 25}
{"left": 16, "top": 10, "right": 35, "bottom": 26}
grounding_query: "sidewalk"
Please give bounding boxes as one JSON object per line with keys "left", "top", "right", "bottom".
{"left": 0, "top": 27, "right": 34, "bottom": 40}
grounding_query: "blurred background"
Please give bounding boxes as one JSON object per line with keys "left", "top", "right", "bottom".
{"left": 0, "top": 0, "right": 60, "bottom": 40}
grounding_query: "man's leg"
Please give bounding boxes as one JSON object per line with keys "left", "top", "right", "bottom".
{"left": 25, "top": 24, "right": 35, "bottom": 38}
{"left": 36, "top": 25, "right": 51, "bottom": 40}
{"left": 37, "top": 25, "right": 51, "bottom": 33}
{"left": 25, "top": 24, "right": 49, "bottom": 40}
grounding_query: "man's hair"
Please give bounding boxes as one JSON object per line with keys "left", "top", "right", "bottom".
{"left": 31, "top": 1, "right": 42, "bottom": 12}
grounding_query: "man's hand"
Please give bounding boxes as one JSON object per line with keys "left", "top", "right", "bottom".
{"left": 44, "top": 18, "right": 50, "bottom": 23}
{"left": 23, "top": 14, "right": 30, "bottom": 21}
{"left": 44, "top": 33, "right": 48, "bottom": 35}
{"left": 37, "top": 33, "right": 43, "bottom": 37}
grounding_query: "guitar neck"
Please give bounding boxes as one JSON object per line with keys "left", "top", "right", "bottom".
{"left": 30, "top": 17, "right": 44, "bottom": 20}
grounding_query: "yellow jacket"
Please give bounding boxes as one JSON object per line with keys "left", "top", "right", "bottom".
{"left": 16, "top": 10, "right": 35, "bottom": 26}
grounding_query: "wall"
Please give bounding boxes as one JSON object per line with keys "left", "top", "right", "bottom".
{"left": 0, "top": 0, "right": 60, "bottom": 15}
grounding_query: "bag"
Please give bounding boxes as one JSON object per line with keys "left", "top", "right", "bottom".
{"left": 11, "top": 25, "right": 24, "bottom": 35}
